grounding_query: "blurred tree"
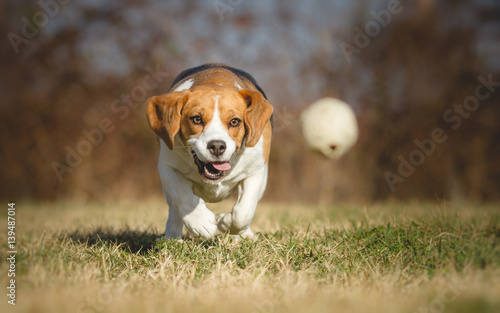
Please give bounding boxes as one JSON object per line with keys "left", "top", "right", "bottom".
{"left": 1, "top": 0, "right": 499, "bottom": 203}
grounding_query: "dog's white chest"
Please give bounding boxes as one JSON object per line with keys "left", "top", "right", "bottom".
{"left": 192, "top": 181, "right": 236, "bottom": 203}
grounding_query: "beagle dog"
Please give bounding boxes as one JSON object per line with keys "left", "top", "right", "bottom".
{"left": 146, "top": 64, "right": 273, "bottom": 240}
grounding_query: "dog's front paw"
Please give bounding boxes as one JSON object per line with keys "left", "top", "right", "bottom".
{"left": 217, "top": 213, "right": 255, "bottom": 240}
{"left": 216, "top": 213, "right": 232, "bottom": 233}
{"left": 183, "top": 208, "right": 218, "bottom": 239}
{"left": 238, "top": 227, "right": 255, "bottom": 240}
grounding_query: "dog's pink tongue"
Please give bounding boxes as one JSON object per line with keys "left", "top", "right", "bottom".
{"left": 211, "top": 162, "right": 231, "bottom": 171}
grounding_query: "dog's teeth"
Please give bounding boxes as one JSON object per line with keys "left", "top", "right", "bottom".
{"left": 203, "top": 166, "right": 223, "bottom": 180}
{"left": 204, "top": 167, "right": 216, "bottom": 178}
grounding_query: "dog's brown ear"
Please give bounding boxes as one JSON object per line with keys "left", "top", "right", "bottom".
{"left": 239, "top": 90, "right": 273, "bottom": 147}
{"left": 146, "top": 91, "right": 190, "bottom": 149}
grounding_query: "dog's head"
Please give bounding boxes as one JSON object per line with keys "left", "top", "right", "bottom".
{"left": 147, "top": 85, "right": 273, "bottom": 182}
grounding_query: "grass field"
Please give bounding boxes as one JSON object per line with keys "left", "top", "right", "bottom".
{"left": 1, "top": 199, "right": 499, "bottom": 313}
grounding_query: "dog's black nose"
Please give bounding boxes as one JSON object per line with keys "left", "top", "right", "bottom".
{"left": 207, "top": 140, "right": 226, "bottom": 157}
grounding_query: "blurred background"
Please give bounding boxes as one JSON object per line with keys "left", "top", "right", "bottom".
{"left": 1, "top": 0, "right": 499, "bottom": 204}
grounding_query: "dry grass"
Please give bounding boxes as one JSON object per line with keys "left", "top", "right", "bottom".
{"left": 1, "top": 199, "right": 499, "bottom": 313}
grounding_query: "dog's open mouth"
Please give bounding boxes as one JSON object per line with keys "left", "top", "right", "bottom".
{"left": 191, "top": 151, "right": 231, "bottom": 181}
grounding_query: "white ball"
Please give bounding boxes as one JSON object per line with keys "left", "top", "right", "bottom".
{"left": 301, "top": 97, "right": 358, "bottom": 159}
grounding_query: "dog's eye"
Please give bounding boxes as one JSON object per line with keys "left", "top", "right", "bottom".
{"left": 190, "top": 116, "right": 203, "bottom": 125}
{"left": 229, "top": 118, "right": 241, "bottom": 127}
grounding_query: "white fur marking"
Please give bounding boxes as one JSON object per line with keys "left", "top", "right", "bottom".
{"left": 173, "top": 78, "right": 194, "bottom": 92}
{"left": 205, "top": 95, "right": 224, "bottom": 134}
{"left": 186, "top": 94, "right": 237, "bottom": 163}
{"left": 214, "top": 95, "right": 220, "bottom": 121}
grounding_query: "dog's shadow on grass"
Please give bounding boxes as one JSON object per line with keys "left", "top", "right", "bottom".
{"left": 65, "top": 227, "right": 161, "bottom": 255}
{"left": 64, "top": 227, "right": 225, "bottom": 255}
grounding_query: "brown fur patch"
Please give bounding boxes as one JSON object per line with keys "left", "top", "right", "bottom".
{"left": 218, "top": 88, "right": 247, "bottom": 150}
{"left": 146, "top": 91, "right": 190, "bottom": 150}
{"left": 189, "top": 68, "right": 251, "bottom": 91}
{"left": 262, "top": 122, "right": 272, "bottom": 164}
{"left": 177, "top": 86, "right": 248, "bottom": 149}
{"left": 238, "top": 90, "right": 273, "bottom": 147}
